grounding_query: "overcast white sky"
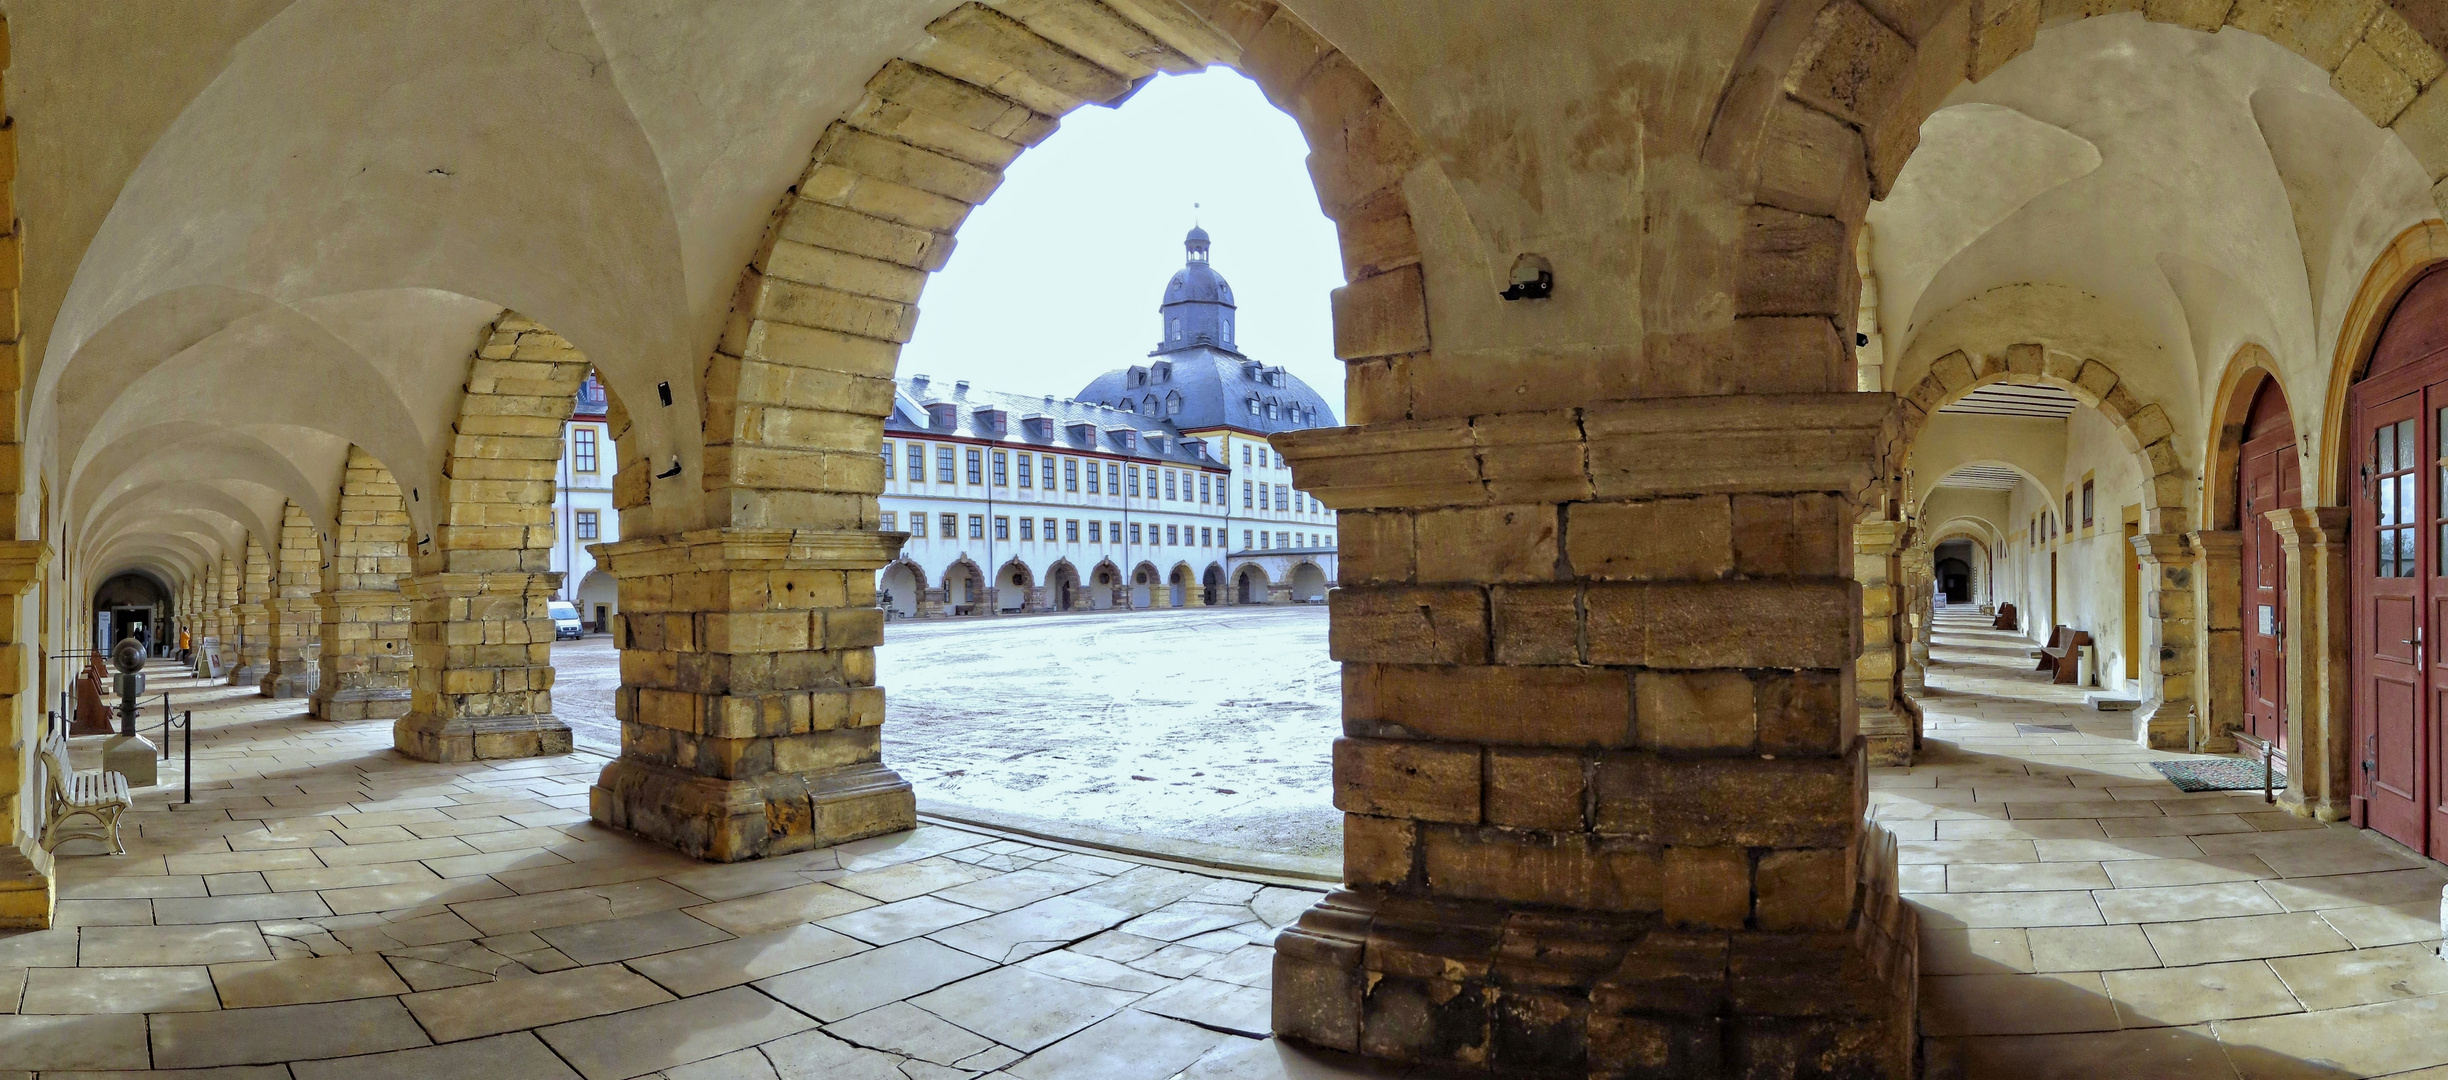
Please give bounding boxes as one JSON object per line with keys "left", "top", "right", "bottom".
{"left": 894, "top": 69, "right": 1347, "bottom": 420}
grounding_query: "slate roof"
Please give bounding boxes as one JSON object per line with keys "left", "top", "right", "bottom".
{"left": 883, "top": 375, "right": 1225, "bottom": 468}
{"left": 1073, "top": 347, "right": 1337, "bottom": 436}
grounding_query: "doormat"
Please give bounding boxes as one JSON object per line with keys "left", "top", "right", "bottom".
{"left": 2149, "top": 758, "right": 2285, "bottom": 793}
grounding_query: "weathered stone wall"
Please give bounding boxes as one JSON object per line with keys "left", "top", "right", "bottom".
{"left": 226, "top": 537, "right": 271, "bottom": 687}
{"left": 259, "top": 502, "right": 319, "bottom": 699}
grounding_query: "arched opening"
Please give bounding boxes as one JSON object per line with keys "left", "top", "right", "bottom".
{"left": 2236, "top": 376, "right": 2299, "bottom": 762}
{"left": 1130, "top": 561, "right": 1158, "bottom": 610}
{"left": 1933, "top": 553, "right": 1971, "bottom": 606}
{"left": 1235, "top": 563, "right": 1269, "bottom": 605}
{"left": 1088, "top": 560, "right": 1119, "bottom": 611}
{"left": 1201, "top": 563, "right": 1223, "bottom": 606}
{"left": 574, "top": 568, "right": 617, "bottom": 634}
{"left": 1167, "top": 563, "right": 1193, "bottom": 608}
{"left": 996, "top": 558, "right": 1033, "bottom": 613}
{"left": 943, "top": 560, "right": 986, "bottom": 617}
{"left": 1287, "top": 561, "right": 1327, "bottom": 603}
{"left": 90, "top": 571, "right": 169, "bottom": 656}
{"left": 1046, "top": 560, "right": 1081, "bottom": 612}
{"left": 879, "top": 561, "right": 923, "bottom": 620}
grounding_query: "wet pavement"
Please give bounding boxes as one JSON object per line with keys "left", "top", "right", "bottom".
{"left": 551, "top": 606, "right": 1338, "bottom": 860}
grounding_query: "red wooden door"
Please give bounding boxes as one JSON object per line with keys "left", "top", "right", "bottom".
{"left": 2241, "top": 397, "right": 2297, "bottom": 752}
{"left": 2352, "top": 387, "right": 2427, "bottom": 849}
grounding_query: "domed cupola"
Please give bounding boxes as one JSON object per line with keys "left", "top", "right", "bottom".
{"left": 1156, "top": 225, "right": 1238, "bottom": 355}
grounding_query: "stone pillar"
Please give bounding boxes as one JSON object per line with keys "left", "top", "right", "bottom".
{"left": 1148, "top": 577, "right": 1173, "bottom": 609}
{"left": 1855, "top": 520, "right": 1912, "bottom": 766}
{"left": 590, "top": 529, "right": 915, "bottom": 862}
{"left": 1026, "top": 585, "right": 1050, "bottom": 611}
{"left": 259, "top": 504, "right": 320, "bottom": 698}
{"left": 226, "top": 538, "right": 272, "bottom": 687}
{"left": 918, "top": 586, "right": 947, "bottom": 618}
{"left": 312, "top": 448, "right": 415, "bottom": 722}
{"left": 2269, "top": 508, "right": 2351, "bottom": 820}
{"left": 2130, "top": 533, "right": 2199, "bottom": 750}
{"left": 1274, "top": 393, "right": 1915, "bottom": 1076}
{"left": 1111, "top": 584, "right": 1129, "bottom": 609}
{"left": 393, "top": 564, "right": 571, "bottom": 761}
{"left": 0, "top": 541, "right": 54, "bottom": 929}
{"left": 1181, "top": 578, "right": 1206, "bottom": 607}
{"left": 1265, "top": 581, "right": 1293, "bottom": 604}
{"left": 1902, "top": 540, "right": 1932, "bottom": 698}
{"left": 2190, "top": 530, "right": 2244, "bottom": 753}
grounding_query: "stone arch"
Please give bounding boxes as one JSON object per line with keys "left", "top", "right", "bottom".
{"left": 314, "top": 446, "right": 416, "bottom": 724}
{"left": 878, "top": 557, "right": 927, "bottom": 619}
{"left": 940, "top": 555, "right": 987, "bottom": 616}
{"left": 2318, "top": 219, "right": 2448, "bottom": 504}
{"left": 1288, "top": 559, "right": 1330, "bottom": 602}
{"left": 1201, "top": 562, "right": 1224, "bottom": 606}
{"left": 1088, "top": 557, "right": 1123, "bottom": 610}
{"left": 591, "top": 0, "right": 1433, "bottom": 876}
{"left": 1043, "top": 557, "right": 1082, "bottom": 612}
{"left": 1166, "top": 560, "right": 1200, "bottom": 608}
{"left": 2207, "top": 343, "right": 2297, "bottom": 532}
{"left": 226, "top": 534, "right": 272, "bottom": 688}
{"left": 1233, "top": 560, "right": 1272, "bottom": 606}
{"left": 995, "top": 556, "right": 1035, "bottom": 613}
{"left": 1898, "top": 344, "right": 2187, "bottom": 528}
{"left": 394, "top": 311, "right": 590, "bottom": 762}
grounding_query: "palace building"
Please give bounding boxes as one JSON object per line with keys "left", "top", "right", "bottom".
{"left": 880, "top": 226, "right": 1338, "bottom": 615}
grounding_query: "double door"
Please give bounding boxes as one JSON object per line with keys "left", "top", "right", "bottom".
{"left": 2350, "top": 374, "right": 2448, "bottom": 858}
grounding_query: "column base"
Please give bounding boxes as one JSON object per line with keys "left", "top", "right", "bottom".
{"left": 590, "top": 757, "right": 915, "bottom": 862}
{"left": 311, "top": 687, "right": 412, "bottom": 722}
{"left": 259, "top": 667, "right": 313, "bottom": 699}
{"left": 226, "top": 663, "right": 268, "bottom": 688}
{"left": 393, "top": 711, "right": 572, "bottom": 762}
{"left": 1862, "top": 705, "right": 1915, "bottom": 768}
{"left": 2131, "top": 699, "right": 2191, "bottom": 750}
{"left": 103, "top": 735, "right": 159, "bottom": 788}
{"left": 0, "top": 843, "right": 54, "bottom": 929}
{"left": 1273, "top": 886, "right": 1917, "bottom": 1077}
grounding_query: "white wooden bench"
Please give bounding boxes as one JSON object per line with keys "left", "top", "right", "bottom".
{"left": 39, "top": 728, "right": 129, "bottom": 854}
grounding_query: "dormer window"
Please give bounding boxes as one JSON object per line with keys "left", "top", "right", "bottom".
{"left": 925, "top": 403, "right": 956, "bottom": 428}
{"left": 1267, "top": 404, "right": 1277, "bottom": 419}
{"left": 1166, "top": 391, "right": 1183, "bottom": 416}
{"left": 1247, "top": 397, "right": 1260, "bottom": 414}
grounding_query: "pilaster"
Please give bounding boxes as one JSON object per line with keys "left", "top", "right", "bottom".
{"left": 392, "top": 566, "right": 571, "bottom": 761}
{"left": 1272, "top": 392, "right": 1916, "bottom": 1078}
{"left": 227, "top": 541, "right": 272, "bottom": 687}
{"left": 2130, "top": 532, "right": 2199, "bottom": 750}
{"left": 2268, "top": 508, "right": 2351, "bottom": 820}
{"left": 589, "top": 527, "right": 915, "bottom": 862}
{"left": 0, "top": 541, "right": 53, "bottom": 929}
{"left": 1855, "top": 520, "right": 1912, "bottom": 766}
{"left": 2189, "top": 530, "right": 2244, "bottom": 753}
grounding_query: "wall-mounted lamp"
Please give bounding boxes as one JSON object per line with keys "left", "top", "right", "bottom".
{"left": 1500, "top": 254, "right": 1552, "bottom": 301}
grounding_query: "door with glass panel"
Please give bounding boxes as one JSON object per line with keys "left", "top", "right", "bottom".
{"left": 2351, "top": 383, "right": 2428, "bottom": 851}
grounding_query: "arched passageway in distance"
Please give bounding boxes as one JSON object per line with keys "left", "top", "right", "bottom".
{"left": 1202, "top": 564, "right": 1222, "bottom": 606}
{"left": 1934, "top": 554, "right": 1971, "bottom": 605}
{"left": 879, "top": 561, "right": 923, "bottom": 619}
{"left": 1130, "top": 562, "right": 1159, "bottom": 610}
{"left": 1235, "top": 564, "right": 1268, "bottom": 605}
{"left": 1167, "top": 563, "right": 1194, "bottom": 608}
{"left": 1287, "top": 561, "right": 1327, "bottom": 603}
{"left": 1088, "top": 560, "right": 1119, "bottom": 611}
{"left": 91, "top": 571, "right": 169, "bottom": 655}
{"left": 1046, "top": 560, "right": 1081, "bottom": 611}
{"left": 942, "top": 560, "right": 986, "bottom": 618}
{"left": 574, "top": 569, "right": 617, "bottom": 635}
{"left": 996, "top": 558, "right": 1033, "bottom": 613}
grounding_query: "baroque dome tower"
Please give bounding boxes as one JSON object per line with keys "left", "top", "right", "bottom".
{"left": 1155, "top": 225, "right": 1238, "bottom": 355}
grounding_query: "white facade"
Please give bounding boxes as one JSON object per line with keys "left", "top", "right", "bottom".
{"left": 551, "top": 380, "right": 619, "bottom": 631}
{"left": 1204, "top": 429, "right": 1336, "bottom": 604}
{"left": 877, "top": 432, "right": 1262, "bottom": 616}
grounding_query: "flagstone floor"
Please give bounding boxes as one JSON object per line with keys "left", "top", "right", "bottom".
{"left": 1900, "top": 610, "right": 2448, "bottom": 1079}
{"left": 0, "top": 667, "right": 1396, "bottom": 1079}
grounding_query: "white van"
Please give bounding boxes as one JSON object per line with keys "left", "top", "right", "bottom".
{"left": 548, "top": 601, "right": 583, "bottom": 640}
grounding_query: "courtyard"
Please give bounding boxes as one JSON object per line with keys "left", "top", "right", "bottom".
{"left": 556, "top": 607, "right": 1339, "bottom": 868}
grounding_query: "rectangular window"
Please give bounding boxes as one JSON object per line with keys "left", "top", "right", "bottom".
{"left": 572, "top": 427, "right": 598, "bottom": 473}
{"left": 1165, "top": 471, "right": 1177, "bottom": 500}
{"left": 966, "top": 449, "right": 983, "bottom": 485}
{"left": 1109, "top": 520, "right": 1120, "bottom": 544}
{"left": 1127, "top": 465, "right": 1141, "bottom": 497}
{"left": 1020, "top": 517, "right": 1034, "bottom": 541}
{"left": 1243, "top": 445, "right": 1252, "bottom": 465}
{"left": 939, "top": 513, "right": 957, "bottom": 538}
{"left": 1278, "top": 531, "right": 1291, "bottom": 548}
{"left": 994, "top": 516, "right": 1009, "bottom": 540}
{"left": 1130, "top": 523, "right": 1143, "bottom": 544}
{"left": 1041, "top": 457, "right": 1055, "bottom": 488}
{"left": 1086, "top": 461, "right": 1100, "bottom": 494}
{"left": 1276, "top": 485, "right": 1290, "bottom": 511}
{"left": 938, "top": 446, "right": 955, "bottom": 482}
{"left": 882, "top": 441, "right": 896, "bottom": 479}
{"left": 1244, "top": 529, "right": 1253, "bottom": 548}
{"left": 574, "top": 509, "right": 598, "bottom": 540}
{"left": 967, "top": 515, "right": 984, "bottom": 539}
{"left": 909, "top": 514, "right": 925, "bottom": 538}
{"left": 1088, "top": 521, "right": 1101, "bottom": 543}
{"left": 1043, "top": 517, "right": 1056, "bottom": 542}
{"left": 880, "top": 511, "right": 897, "bottom": 532}
{"left": 1106, "top": 464, "right": 1119, "bottom": 493}
{"left": 1200, "top": 527, "right": 1211, "bottom": 546}
{"left": 1259, "top": 532, "right": 1270, "bottom": 550}
{"left": 1199, "top": 475, "right": 1211, "bottom": 503}
{"left": 992, "top": 451, "right": 1008, "bottom": 486}
{"left": 1166, "top": 524, "right": 1179, "bottom": 545}
{"left": 2080, "top": 478, "right": 2094, "bottom": 527}
{"left": 1066, "top": 519, "right": 1080, "bottom": 542}
{"left": 1243, "top": 480, "right": 1253, "bottom": 508}
{"left": 1017, "top": 452, "right": 1033, "bottom": 488}
{"left": 1274, "top": 451, "right": 1284, "bottom": 468}
{"left": 908, "top": 444, "right": 925, "bottom": 482}
{"left": 1064, "top": 459, "right": 1079, "bottom": 492}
